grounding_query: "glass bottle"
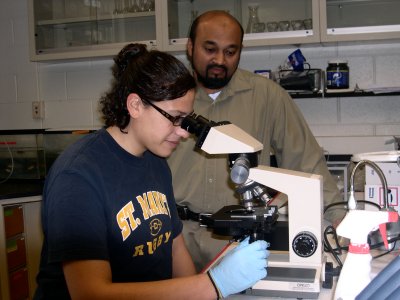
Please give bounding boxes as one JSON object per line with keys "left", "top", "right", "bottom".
{"left": 128, "top": 0, "right": 139, "bottom": 12}
{"left": 246, "top": 4, "right": 260, "bottom": 34}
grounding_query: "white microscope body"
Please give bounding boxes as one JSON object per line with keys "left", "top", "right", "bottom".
{"left": 184, "top": 116, "right": 325, "bottom": 298}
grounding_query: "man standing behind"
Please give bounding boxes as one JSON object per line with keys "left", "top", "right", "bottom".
{"left": 168, "top": 10, "right": 341, "bottom": 271}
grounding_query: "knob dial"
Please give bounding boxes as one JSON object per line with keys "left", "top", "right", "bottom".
{"left": 292, "top": 231, "right": 318, "bottom": 257}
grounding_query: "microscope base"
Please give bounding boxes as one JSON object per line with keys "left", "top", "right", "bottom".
{"left": 247, "top": 262, "right": 322, "bottom": 299}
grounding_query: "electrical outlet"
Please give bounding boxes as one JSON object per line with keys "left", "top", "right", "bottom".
{"left": 32, "top": 101, "right": 44, "bottom": 119}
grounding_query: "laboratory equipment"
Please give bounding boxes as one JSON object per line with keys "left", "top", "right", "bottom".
{"left": 181, "top": 113, "right": 326, "bottom": 298}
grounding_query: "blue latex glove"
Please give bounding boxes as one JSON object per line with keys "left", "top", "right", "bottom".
{"left": 209, "top": 237, "right": 269, "bottom": 298}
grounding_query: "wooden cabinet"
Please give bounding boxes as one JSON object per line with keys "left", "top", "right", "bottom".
{"left": 28, "top": 0, "right": 400, "bottom": 61}
{"left": 0, "top": 197, "right": 42, "bottom": 300}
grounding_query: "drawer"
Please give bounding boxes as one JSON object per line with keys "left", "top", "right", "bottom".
{"left": 4, "top": 205, "right": 24, "bottom": 238}
{"left": 6, "top": 236, "right": 27, "bottom": 271}
{"left": 9, "top": 267, "right": 29, "bottom": 300}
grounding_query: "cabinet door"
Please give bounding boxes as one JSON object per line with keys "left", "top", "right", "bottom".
{"left": 161, "top": 0, "right": 320, "bottom": 52}
{"left": 28, "top": 0, "right": 161, "bottom": 61}
{"left": 0, "top": 198, "right": 43, "bottom": 300}
{"left": 320, "top": 0, "right": 400, "bottom": 42}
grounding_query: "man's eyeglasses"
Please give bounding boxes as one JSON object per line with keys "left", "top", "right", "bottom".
{"left": 142, "top": 99, "right": 192, "bottom": 127}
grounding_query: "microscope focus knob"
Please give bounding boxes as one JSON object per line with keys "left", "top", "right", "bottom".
{"left": 292, "top": 231, "right": 318, "bottom": 257}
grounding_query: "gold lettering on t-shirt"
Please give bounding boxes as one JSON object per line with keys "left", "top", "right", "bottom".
{"left": 143, "top": 231, "right": 172, "bottom": 255}
{"left": 133, "top": 244, "right": 144, "bottom": 256}
{"left": 153, "top": 192, "right": 171, "bottom": 217}
{"left": 164, "top": 231, "right": 171, "bottom": 244}
{"left": 147, "top": 238, "right": 156, "bottom": 254}
{"left": 116, "top": 201, "right": 138, "bottom": 241}
{"left": 137, "top": 194, "right": 151, "bottom": 219}
{"left": 137, "top": 191, "right": 171, "bottom": 220}
{"left": 157, "top": 234, "right": 163, "bottom": 247}
{"left": 147, "top": 192, "right": 160, "bottom": 215}
{"left": 131, "top": 232, "right": 173, "bottom": 256}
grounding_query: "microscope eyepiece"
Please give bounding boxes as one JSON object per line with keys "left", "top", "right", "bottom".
{"left": 180, "top": 113, "right": 231, "bottom": 150}
{"left": 181, "top": 113, "right": 214, "bottom": 136}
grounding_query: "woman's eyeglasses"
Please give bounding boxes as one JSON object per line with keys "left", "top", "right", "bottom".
{"left": 142, "top": 99, "right": 192, "bottom": 126}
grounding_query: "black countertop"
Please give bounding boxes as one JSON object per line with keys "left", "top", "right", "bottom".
{"left": 0, "top": 179, "right": 44, "bottom": 200}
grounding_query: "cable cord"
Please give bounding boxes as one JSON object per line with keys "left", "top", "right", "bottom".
{"left": 324, "top": 225, "right": 345, "bottom": 268}
{"left": 370, "top": 237, "right": 399, "bottom": 259}
{"left": 324, "top": 200, "right": 381, "bottom": 214}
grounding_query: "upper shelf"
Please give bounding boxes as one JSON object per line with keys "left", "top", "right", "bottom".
{"left": 36, "top": 11, "right": 155, "bottom": 26}
{"left": 326, "top": 0, "right": 392, "bottom": 5}
{"left": 290, "top": 90, "right": 400, "bottom": 98}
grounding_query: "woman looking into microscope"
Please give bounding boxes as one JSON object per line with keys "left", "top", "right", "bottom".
{"left": 33, "top": 43, "right": 269, "bottom": 300}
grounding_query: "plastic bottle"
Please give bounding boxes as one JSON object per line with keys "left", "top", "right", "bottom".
{"left": 326, "top": 60, "right": 349, "bottom": 89}
{"left": 334, "top": 209, "right": 398, "bottom": 300}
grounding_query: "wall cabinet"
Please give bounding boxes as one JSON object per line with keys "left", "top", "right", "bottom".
{"left": 0, "top": 196, "right": 42, "bottom": 300}
{"left": 28, "top": 0, "right": 400, "bottom": 61}
{"left": 162, "top": 0, "right": 320, "bottom": 51}
{"left": 28, "top": 0, "right": 161, "bottom": 61}
{"left": 320, "top": 0, "right": 400, "bottom": 42}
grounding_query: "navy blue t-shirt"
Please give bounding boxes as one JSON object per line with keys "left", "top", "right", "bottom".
{"left": 34, "top": 128, "right": 183, "bottom": 299}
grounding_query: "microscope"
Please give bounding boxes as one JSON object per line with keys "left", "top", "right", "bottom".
{"left": 181, "top": 113, "right": 326, "bottom": 298}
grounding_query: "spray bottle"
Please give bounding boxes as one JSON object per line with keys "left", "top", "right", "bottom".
{"left": 334, "top": 209, "right": 398, "bottom": 300}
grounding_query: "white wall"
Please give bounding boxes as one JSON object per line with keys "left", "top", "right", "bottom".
{"left": 0, "top": 0, "right": 399, "bottom": 154}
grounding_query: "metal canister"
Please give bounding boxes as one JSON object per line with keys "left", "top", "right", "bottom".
{"left": 326, "top": 60, "right": 349, "bottom": 89}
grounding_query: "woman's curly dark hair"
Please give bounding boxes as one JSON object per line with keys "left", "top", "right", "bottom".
{"left": 100, "top": 43, "right": 196, "bottom": 130}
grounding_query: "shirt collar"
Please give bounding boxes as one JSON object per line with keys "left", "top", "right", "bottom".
{"left": 196, "top": 69, "right": 253, "bottom": 102}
